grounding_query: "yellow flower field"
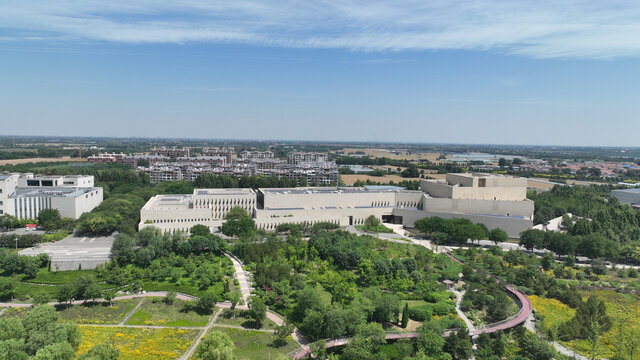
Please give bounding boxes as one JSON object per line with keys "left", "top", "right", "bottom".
{"left": 530, "top": 291, "right": 640, "bottom": 359}
{"left": 78, "top": 325, "right": 200, "bottom": 359}
{"left": 528, "top": 295, "right": 575, "bottom": 332}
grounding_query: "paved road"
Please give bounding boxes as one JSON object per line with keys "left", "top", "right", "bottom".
{"left": 119, "top": 297, "right": 144, "bottom": 325}
{"left": 451, "top": 288, "right": 476, "bottom": 333}
{"left": 225, "top": 252, "right": 251, "bottom": 305}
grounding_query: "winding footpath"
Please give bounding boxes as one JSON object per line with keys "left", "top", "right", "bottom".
{"left": 291, "top": 248, "right": 533, "bottom": 359}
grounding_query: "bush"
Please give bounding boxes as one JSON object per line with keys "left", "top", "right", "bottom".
{"left": 408, "top": 305, "right": 432, "bottom": 321}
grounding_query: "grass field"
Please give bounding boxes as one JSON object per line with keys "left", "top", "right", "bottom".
{"left": 12, "top": 279, "right": 114, "bottom": 302}
{"left": 126, "top": 298, "right": 211, "bottom": 327}
{"left": 141, "top": 278, "right": 224, "bottom": 298}
{"left": 529, "top": 295, "right": 576, "bottom": 333}
{"left": 78, "top": 325, "right": 199, "bottom": 360}
{"left": 0, "top": 157, "right": 84, "bottom": 165}
{"left": 194, "top": 327, "right": 299, "bottom": 360}
{"left": 23, "top": 268, "right": 98, "bottom": 284}
{"left": 530, "top": 291, "right": 640, "bottom": 359}
{"left": 57, "top": 299, "right": 141, "bottom": 324}
{"left": 41, "top": 229, "right": 72, "bottom": 243}
{"left": 215, "top": 309, "right": 278, "bottom": 330}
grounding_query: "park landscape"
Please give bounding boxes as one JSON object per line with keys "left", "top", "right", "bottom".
{"left": 1, "top": 159, "right": 640, "bottom": 359}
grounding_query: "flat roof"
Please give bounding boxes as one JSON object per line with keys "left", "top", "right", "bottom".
{"left": 11, "top": 187, "right": 100, "bottom": 198}
{"left": 193, "top": 188, "right": 255, "bottom": 196}
{"left": 612, "top": 188, "right": 640, "bottom": 194}
{"left": 259, "top": 187, "right": 411, "bottom": 195}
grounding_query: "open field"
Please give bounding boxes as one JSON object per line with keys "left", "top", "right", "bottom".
{"left": 0, "top": 156, "right": 85, "bottom": 165}
{"left": 340, "top": 174, "right": 424, "bottom": 185}
{"left": 530, "top": 291, "right": 640, "bottom": 359}
{"left": 58, "top": 299, "right": 141, "bottom": 324}
{"left": 339, "top": 148, "right": 443, "bottom": 163}
{"left": 126, "top": 298, "right": 211, "bottom": 327}
{"left": 529, "top": 295, "right": 575, "bottom": 332}
{"left": 78, "top": 325, "right": 199, "bottom": 359}
{"left": 196, "top": 327, "right": 299, "bottom": 360}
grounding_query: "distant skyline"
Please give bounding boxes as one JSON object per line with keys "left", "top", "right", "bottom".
{"left": 1, "top": 1, "right": 639, "bottom": 146}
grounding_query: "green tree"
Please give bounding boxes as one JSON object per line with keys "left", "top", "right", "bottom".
{"left": 443, "top": 328, "right": 472, "bottom": 360}
{"left": 248, "top": 296, "right": 267, "bottom": 329}
{"left": 190, "top": 224, "right": 210, "bottom": 237}
{"left": 401, "top": 302, "right": 409, "bottom": 328}
{"left": 37, "top": 209, "right": 62, "bottom": 231}
{"left": 220, "top": 207, "right": 256, "bottom": 237}
{"left": 32, "top": 342, "right": 75, "bottom": 360}
{"left": 195, "top": 330, "right": 235, "bottom": 360}
{"left": 341, "top": 323, "right": 386, "bottom": 360}
{"left": 488, "top": 228, "right": 508, "bottom": 245}
{"left": 78, "top": 343, "right": 120, "bottom": 360}
{"left": 226, "top": 291, "right": 242, "bottom": 318}
{"left": 519, "top": 229, "right": 545, "bottom": 251}
{"left": 195, "top": 291, "right": 219, "bottom": 314}
{"left": 56, "top": 284, "right": 75, "bottom": 308}
{"left": 274, "top": 321, "right": 295, "bottom": 346}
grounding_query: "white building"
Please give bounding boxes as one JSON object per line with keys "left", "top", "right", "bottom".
{"left": 139, "top": 173, "right": 534, "bottom": 237}
{"left": 0, "top": 173, "right": 103, "bottom": 220}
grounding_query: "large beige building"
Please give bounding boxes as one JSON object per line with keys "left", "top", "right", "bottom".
{"left": 0, "top": 173, "right": 103, "bottom": 220}
{"left": 139, "top": 173, "right": 534, "bottom": 237}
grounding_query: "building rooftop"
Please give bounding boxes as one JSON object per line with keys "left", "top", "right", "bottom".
{"left": 193, "top": 188, "right": 255, "bottom": 196}
{"left": 10, "top": 187, "right": 100, "bottom": 198}
{"left": 260, "top": 187, "right": 414, "bottom": 195}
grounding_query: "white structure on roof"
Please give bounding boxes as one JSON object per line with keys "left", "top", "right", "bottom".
{"left": 0, "top": 173, "right": 103, "bottom": 220}
{"left": 139, "top": 173, "right": 534, "bottom": 237}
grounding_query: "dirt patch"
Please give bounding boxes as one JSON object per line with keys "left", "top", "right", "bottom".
{"left": 341, "top": 174, "right": 423, "bottom": 185}
{"left": 0, "top": 157, "right": 85, "bottom": 165}
{"left": 339, "top": 148, "right": 443, "bottom": 163}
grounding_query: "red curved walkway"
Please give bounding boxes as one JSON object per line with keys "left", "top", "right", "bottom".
{"left": 292, "top": 251, "right": 533, "bottom": 359}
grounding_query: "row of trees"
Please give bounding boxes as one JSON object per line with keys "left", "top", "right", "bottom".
{"left": 194, "top": 174, "right": 299, "bottom": 189}
{"left": 415, "top": 216, "right": 508, "bottom": 245}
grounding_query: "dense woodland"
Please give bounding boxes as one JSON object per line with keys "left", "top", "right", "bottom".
{"left": 527, "top": 185, "right": 640, "bottom": 263}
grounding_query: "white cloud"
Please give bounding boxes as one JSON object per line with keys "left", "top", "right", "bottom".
{"left": 1, "top": 0, "right": 640, "bottom": 58}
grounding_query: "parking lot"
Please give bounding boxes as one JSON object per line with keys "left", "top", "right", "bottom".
{"left": 19, "top": 234, "right": 115, "bottom": 271}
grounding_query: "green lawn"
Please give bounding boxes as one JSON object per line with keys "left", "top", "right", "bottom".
{"left": 140, "top": 279, "right": 225, "bottom": 299}
{"left": 57, "top": 299, "right": 141, "bottom": 324}
{"left": 12, "top": 280, "right": 115, "bottom": 302}
{"left": 215, "top": 309, "right": 278, "bottom": 330}
{"left": 22, "top": 268, "right": 97, "bottom": 284}
{"left": 42, "top": 229, "right": 71, "bottom": 243}
{"left": 126, "top": 298, "right": 211, "bottom": 327}
{"left": 193, "top": 327, "right": 299, "bottom": 360}
{"left": 356, "top": 224, "right": 394, "bottom": 233}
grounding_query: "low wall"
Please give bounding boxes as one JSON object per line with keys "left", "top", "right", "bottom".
{"left": 50, "top": 259, "right": 109, "bottom": 272}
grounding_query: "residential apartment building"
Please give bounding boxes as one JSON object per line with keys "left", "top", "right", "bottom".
{"left": 149, "top": 147, "right": 190, "bottom": 160}
{"left": 287, "top": 152, "right": 328, "bottom": 165}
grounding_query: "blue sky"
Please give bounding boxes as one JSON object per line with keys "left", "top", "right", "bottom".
{"left": 1, "top": 1, "right": 639, "bottom": 146}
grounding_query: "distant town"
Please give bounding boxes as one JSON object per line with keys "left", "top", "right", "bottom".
{"left": 1, "top": 136, "right": 639, "bottom": 360}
